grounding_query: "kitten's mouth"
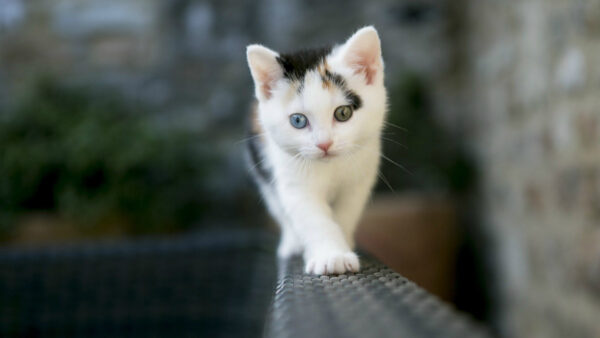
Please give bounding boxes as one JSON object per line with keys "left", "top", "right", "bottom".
{"left": 303, "top": 151, "right": 338, "bottom": 160}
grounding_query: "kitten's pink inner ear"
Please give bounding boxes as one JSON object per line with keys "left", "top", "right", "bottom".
{"left": 346, "top": 53, "right": 379, "bottom": 85}
{"left": 343, "top": 27, "right": 382, "bottom": 85}
{"left": 256, "top": 68, "right": 276, "bottom": 99}
{"left": 247, "top": 45, "right": 282, "bottom": 100}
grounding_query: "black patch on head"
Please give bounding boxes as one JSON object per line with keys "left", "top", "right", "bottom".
{"left": 323, "top": 70, "right": 363, "bottom": 110}
{"left": 276, "top": 46, "right": 332, "bottom": 81}
{"left": 323, "top": 70, "right": 345, "bottom": 87}
{"left": 345, "top": 90, "right": 362, "bottom": 110}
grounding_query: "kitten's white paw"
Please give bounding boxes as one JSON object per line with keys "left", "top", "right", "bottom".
{"left": 304, "top": 251, "right": 360, "bottom": 275}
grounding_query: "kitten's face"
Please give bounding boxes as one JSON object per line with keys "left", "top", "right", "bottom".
{"left": 247, "top": 27, "right": 386, "bottom": 160}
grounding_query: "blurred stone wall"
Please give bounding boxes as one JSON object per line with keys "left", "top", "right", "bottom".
{"left": 463, "top": 1, "right": 600, "bottom": 337}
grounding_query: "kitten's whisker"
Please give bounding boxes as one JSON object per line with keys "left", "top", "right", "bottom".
{"left": 381, "top": 137, "right": 408, "bottom": 149}
{"left": 291, "top": 153, "right": 303, "bottom": 164}
{"left": 302, "top": 158, "right": 311, "bottom": 176}
{"left": 249, "top": 157, "right": 268, "bottom": 172}
{"left": 255, "top": 189, "right": 267, "bottom": 206}
{"left": 377, "top": 170, "right": 396, "bottom": 193}
{"left": 380, "top": 153, "right": 413, "bottom": 176}
{"left": 345, "top": 144, "right": 394, "bottom": 193}
{"left": 276, "top": 153, "right": 300, "bottom": 180}
{"left": 235, "top": 133, "right": 266, "bottom": 145}
{"left": 383, "top": 121, "right": 408, "bottom": 132}
{"left": 286, "top": 152, "right": 305, "bottom": 171}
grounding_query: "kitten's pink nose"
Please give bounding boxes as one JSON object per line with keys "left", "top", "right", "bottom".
{"left": 317, "top": 141, "right": 333, "bottom": 153}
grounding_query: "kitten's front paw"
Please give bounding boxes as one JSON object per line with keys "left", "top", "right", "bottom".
{"left": 304, "top": 251, "right": 360, "bottom": 275}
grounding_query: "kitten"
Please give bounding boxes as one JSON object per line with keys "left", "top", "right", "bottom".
{"left": 245, "top": 26, "right": 386, "bottom": 275}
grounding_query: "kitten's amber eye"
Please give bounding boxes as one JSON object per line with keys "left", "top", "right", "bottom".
{"left": 334, "top": 105, "right": 353, "bottom": 122}
{"left": 290, "top": 113, "right": 308, "bottom": 129}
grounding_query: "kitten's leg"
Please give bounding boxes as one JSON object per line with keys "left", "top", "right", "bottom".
{"left": 333, "top": 182, "right": 374, "bottom": 249}
{"left": 279, "top": 191, "right": 359, "bottom": 275}
{"left": 260, "top": 185, "right": 303, "bottom": 258}
{"left": 277, "top": 224, "right": 302, "bottom": 258}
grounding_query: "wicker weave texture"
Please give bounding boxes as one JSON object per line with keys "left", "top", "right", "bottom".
{"left": 267, "top": 256, "right": 491, "bottom": 338}
{"left": 0, "top": 230, "right": 276, "bottom": 338}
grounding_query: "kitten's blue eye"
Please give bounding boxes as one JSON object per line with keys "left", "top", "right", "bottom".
{"left": 289, "top": 113, "right": 308, "bottom": 129}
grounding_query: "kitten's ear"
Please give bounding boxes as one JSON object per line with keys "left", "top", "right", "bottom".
{"left": 247, "top": 44, "right": 283, "bottom": 101}
{"left": 341, "top": 26, "right": 382, "bottom": 85}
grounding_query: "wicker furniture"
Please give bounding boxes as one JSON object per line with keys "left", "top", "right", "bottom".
{"left": 0, "top": 229, "right": 489, "bottom": 337}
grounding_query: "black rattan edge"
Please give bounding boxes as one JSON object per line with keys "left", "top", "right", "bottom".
{"left": 266, "top": 256, "right": 491, "bottom": 338}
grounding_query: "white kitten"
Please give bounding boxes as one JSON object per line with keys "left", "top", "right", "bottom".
{"left": 245, "top": 26, "right": 386, "bottom": 275}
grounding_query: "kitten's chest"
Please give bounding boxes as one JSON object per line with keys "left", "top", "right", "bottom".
{"left": 305, "top": 150, "right": 378, "bottom": 199}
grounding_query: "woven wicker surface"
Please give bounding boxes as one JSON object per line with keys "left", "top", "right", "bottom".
{"left": 0, "top": 229, "right": 276, "bottom": 338}
{"left": 267, "top": 256, "right": 491, "bottom": 338}
{"left": 0, "top": 228, "right": 491, "bottom": 338}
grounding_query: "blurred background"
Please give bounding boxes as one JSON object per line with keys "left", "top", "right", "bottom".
{"left": 1, "top": 0, "right": 599, "bottom": 337}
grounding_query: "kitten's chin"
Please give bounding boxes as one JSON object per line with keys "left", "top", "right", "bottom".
{"left": 301, "top": 152, "right": 335, "bottom": 161}
{"left": 314, "top": 151, "right": 343, "bottom": 161}
{"left": 298, "top": 150, "right": 347, "bottom": 161}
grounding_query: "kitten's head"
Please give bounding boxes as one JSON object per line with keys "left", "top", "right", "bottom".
{"left": 246, "top": 26, "right": 386, "bottom": 160}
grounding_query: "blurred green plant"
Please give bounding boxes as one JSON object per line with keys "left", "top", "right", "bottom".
{"left": 379, "top": 73, "right": 476, "bottom": 194}
{"left": 0, "top": 78, "right": 215, "bottom": 237}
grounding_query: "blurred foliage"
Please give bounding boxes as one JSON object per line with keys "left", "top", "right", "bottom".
{"left": 379, "top": 74, "right": 476, "bottom": 194}
{"left": 0, "top": 78, "right": 216, "bottom": 237}
{"left": 0, "top": 73, "right": 477, "bottom": 239}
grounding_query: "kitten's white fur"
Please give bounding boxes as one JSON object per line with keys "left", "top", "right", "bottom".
{"left": 247, "top": 27, "right": 386, "bottom": 275}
